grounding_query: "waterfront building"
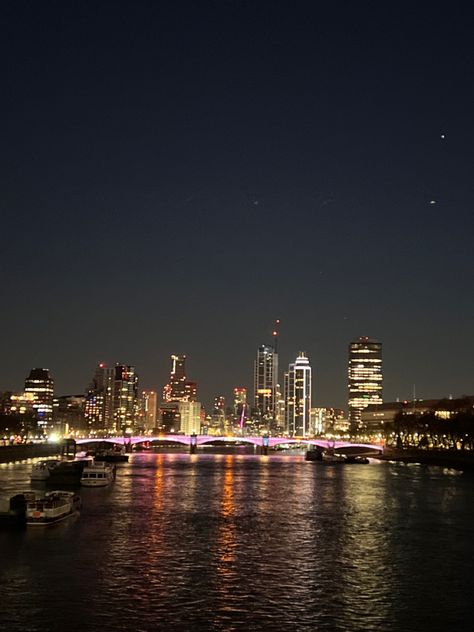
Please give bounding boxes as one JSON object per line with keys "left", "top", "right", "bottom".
{"left": 112, "top": 364, "right": 138, "bottom": 433}
{"left": 361, "top": 396, "right": 474, "bottom": 432}
{"left": 284, "top": 353, "right": 312, "bottom": 437}
{"left": 53, "top": 395, "right": 86, "bottom": 434}
{"left": 6, "top": 392, "right": 36, "bottom": 415}
{"left": 348, "top": 337, "right": 383, "bottom": 432}
{"left": 24, "top": 368, "right": 54, "bottom": 434}
{"left": 158, "top": 402, "right": 181, "bottom": 433}
{"left": 138, "top": 390, "right": 157, "bottom": 432}
{"left": 4, "top": 391, "right": 37, "bottom": 436}
{"left": 254, "top": 344, "right": 278, "bottom": 425}
{"left": 179, "top": 401, "right": 202, "bottom": 434}
{"left": 275, "top": 383, "right": 285, "bottom": 433}
{"left": 309, "top": 408, "right": 325, "bottom": 435}
{"left": 84, "top": 363, "right": 115, "bottom": 433}
{"left": 84, "top": 363, "right": 137, "bottom": 434}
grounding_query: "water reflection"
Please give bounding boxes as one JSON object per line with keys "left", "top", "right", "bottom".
{"left": 1, "top": 454, "right": 474, "bottom": 631}
{"left": 217, "top": 456, "right": 236, "bottom": 570}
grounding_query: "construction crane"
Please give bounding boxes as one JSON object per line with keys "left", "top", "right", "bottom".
{"left": 272, "top": 318, "right": 281, "bottom": 353}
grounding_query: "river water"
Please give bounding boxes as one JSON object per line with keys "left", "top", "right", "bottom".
{"left": 0, "top": 451, "right": 473, "bottom": 631}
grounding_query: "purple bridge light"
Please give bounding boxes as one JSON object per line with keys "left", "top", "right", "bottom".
{"left": 76, "top": 435, "right": 383, "bottom": 452}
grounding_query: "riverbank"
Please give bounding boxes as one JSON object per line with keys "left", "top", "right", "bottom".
{"left": 0, "top": 443, "right": 60, "bottom": 464}
{"left": 377, "top": 448, "right": 474, "bottom": 471}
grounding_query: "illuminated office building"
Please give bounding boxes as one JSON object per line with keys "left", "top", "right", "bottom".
{"left": 84, "top": 363, "right": 138, "bottom": 433}
{"left": 179, "top": 401, "right": 202, "bottom": 434}
{"left": 112, "top": 364, "right": 138, "bottom": 433}
{"left": 184, "top": 381, "right": 198, "bottom": 402}
{"left": 162, "top": 355, "right": 198, "bottom": 402}
{"left": 6, "top": 391, "right": 36, "bottom": 435}
{"left": 139, "top": 390, "right": 157, "bottom": 431}
{"left": 24, "top": 368, "right": 54, "bottom": 434}
{"left": 85, "top": 363, "right": 114, "bottom": 432}
{"left": 348, "top": 337, "right": 382, "bottom": 431}
{"left": 163, "top": 355, "right": 187, "bottom": 401}
{"left": 53, "top": 395, "right": 86, "bottom": 433}
{"left": 254, "top": 344, "right": 278, "bottom": 423}
{"left": 284, "top": 353, "right": 312, "bottom": 437}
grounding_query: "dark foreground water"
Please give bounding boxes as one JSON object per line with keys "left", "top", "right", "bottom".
{"left": 0, "top": 452, "right": 473, "bottom": 631}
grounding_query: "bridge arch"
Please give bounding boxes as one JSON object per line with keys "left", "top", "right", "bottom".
{"left": 75, "top": 436, "right": 383, "bottom": 452}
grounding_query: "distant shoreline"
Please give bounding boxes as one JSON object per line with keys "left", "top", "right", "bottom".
{"left": 2, "top": 443, "right": 474, "bottom": 472}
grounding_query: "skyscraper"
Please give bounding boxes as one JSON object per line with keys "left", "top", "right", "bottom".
{"left": 163, "top": 355, "right": 187, "bottom": 401}
{"left": 159, "top": 355, "right": 198, "bottom": 432}
{"left": 284, "top": 353, "right": 312, "bottom": 437}
{"left": 85, "top": 363, "right": 114, "bottom": 432}
{"left": 112, "top": 364, "right": 138, "bottom": 433}
{"left": 254, "top": 344, "right": 278, "bottom": 424}
{"left": 84, "top": 363, "right": 138, "bottom": 434}
{"left": 24, "top": 368, "right": 54, "bottom": 434}
{"left": 348, "top": 337, "right": 383, "bottom": 432}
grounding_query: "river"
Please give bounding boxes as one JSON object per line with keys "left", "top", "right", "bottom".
{"left": 0, "top": 451, "right": 473, "bottom": 631}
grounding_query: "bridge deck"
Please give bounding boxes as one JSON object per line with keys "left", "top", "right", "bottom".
{"left": 76, "top": 435, "right": 383, "bottom": 451}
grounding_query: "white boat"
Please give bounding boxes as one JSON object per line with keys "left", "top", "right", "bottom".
{"left": 30, "top": 459, "right": 61, "bottom": 481}
{"left": 80, "top": 462, "right": 116, "bottom": 487}
{"left": 26, "top": 491, "right": 81, "bottom": 526}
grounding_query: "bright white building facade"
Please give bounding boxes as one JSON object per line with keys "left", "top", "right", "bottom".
{"left": 284, "top": 352, "right": 312, "bottom": 437}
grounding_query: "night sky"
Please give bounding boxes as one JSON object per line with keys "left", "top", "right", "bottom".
{"left": 1, "top": 0, "right": 473, "bottom": 410}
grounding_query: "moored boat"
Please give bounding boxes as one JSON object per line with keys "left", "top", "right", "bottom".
{"left": 344, "top": 455, "right": 370, "bottom": 464}
{"left": 30, "top": 459, "right": 61, "bottom": 481}
{"left": 305, "top": 448, "right": 323, "bottom": 461}
{"left": 93, "top": 449, "right": 128, "bottom": 463}
{"left": 322, "top": 449, "right": 346, "bottom": 464}
{"left": 26, "top": 490, "right": 81, "bottom": 526}
{"left": 46, "top": 458, "right": 93, "bottom": 485}
{"left": 81, "top": 462, "right": 116, "bottom": 487}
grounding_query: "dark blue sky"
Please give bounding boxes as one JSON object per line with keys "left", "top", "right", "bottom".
{"left": 1, "top": 0, "right": 473, "bottom": 409}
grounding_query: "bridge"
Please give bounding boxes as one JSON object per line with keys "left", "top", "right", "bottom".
{"left": 76, "top": 435, "right": 383, "bottom": 454}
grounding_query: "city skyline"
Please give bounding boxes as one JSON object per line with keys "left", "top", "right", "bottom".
{"left": 1, "top": 2, "right": 473, "bottom": 412}
{"left": 1, "top": 3, "right": 473, "bottom": 631}
{"left": 2, "top": 328, "right": 472, "bottom": 416}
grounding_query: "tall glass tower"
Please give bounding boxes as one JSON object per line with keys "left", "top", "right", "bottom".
{"left": 113, "top": 364, "right": 138, "bottom": 433}
{"left": 348, "top": 337, "right": 383, "bottom": 432}
{"left": 254, "top": 344, "right": 278, "bottom": 424}
{"left": 284, "top": 352, "right": 312, "bottom": 437}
